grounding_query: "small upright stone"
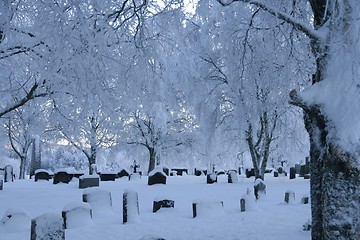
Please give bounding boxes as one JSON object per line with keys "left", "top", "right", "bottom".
{"left": 4, "top": 165, "right": 13, "bottom": 182}
{"left": 31, "top": 213, "right": 65, "bottom": 240}
{"left": 289, "top": 167, "right": 296, "bottom": 179}
{"left": 206, "top": 173, "right": 217, "bottom": 184}
{"left": 123, "top": 189, "right": 140, "bottom": 223}
{"left": 284, "top": 190, "right": 295, "bottom": 204}
{"left": 62, "top": 202, "right": 92, "bottom": 229}
{"left": 240, "top": 197, "right": 246, "bottom": 212}
{"left": 227, "top": 170, "right": 238, "bottom": 183}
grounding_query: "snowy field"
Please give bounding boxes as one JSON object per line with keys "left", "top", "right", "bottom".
{"left": 0, "top": 174, "right": 311, "bottom": 240}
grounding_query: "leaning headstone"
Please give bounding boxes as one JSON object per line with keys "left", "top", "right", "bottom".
{"left": 289, "top": 167, "right": 296, "bottom": 179}
{"left": 4, "top": 165, "right": 14, "bottom": 182}
{"left": 254, "top": 178, "right": 266, "bottom": 200}
{"left": 31, "top": 213, "right": 65, "bottom": 240}
{"left": 123, "top": 189, "right": 140, "bottom": 223}
{"left": 227, "top": 170, "right": 238, "bottom": 183}
{"left": 192, "top": 201, "right": 224, "bottom": 218}
{"left": 79, "top": 175, "right": 100, "bottom": 189}
{"left": 83, "top": 188, "right": 112, "bottom": 218}
{"left": 148, "top": 169, "right": 167, "bottom": 186}
{"left": 53, "top": 171, "right": 72, "bottom": 184}
{"left": 284, "top": 190, "right": 295, "bottom": 204}
{"left": 62, "top": 202, "right": 92, "bottom": 229}
{"left": 206, "top": 173, "right": 217, "bottom": 184}
{"left": 0, "top": 208, "right": 31, "bottom": 233}
{"left": 153, "top": 199, "right": 174, "bottom": 213}
{"left": 34, "top": 169, "right": 51, "bottom": 182}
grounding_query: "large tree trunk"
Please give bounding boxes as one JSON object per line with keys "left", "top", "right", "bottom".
{"left": 19, "top": 155, "right": 26, "bottom": 179}
{"left": 147, "top": 147, "right": 157, "bottom": 174}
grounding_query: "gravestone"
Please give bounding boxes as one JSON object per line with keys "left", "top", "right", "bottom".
{"left": 153, "top": 199, "right": 174, "bottom": 213}
{"left": 34, "top": 170, "right": 51, "bottom": 182}
{"left": 289, "top": 167, "right": 296, "bottom": 179}
{"left": 273, "top": 171, "right": 279, "bottom": 177}
{"left": 31, "top": 213, "right": 65, "bottom": 240}
{"left": 118, "top": 169, "right": 130, "bottom": 178}
{"left": 123, "top": 189, "right": 140, "bottom": 223}
{"left": 83, "top": 188, "right": 112, "bottom": 218}
{"left": 227, "top": 170, "right": 238, "bottom": 183}
{"left": 300, "top": 165, "right": 306, "bottom": 177}
{"left": 240, "top": 198, "right": 246, "bottom": 212}
{"left": 206, "top": 173, "right": 217, "bottom": 184}
{"left": 0, "top": 175, "right": 3, "bottom": 190}
{"left": 29, "top": 136, "right": 42, "bottom": 178}
{"left": 4, "top": 165, "right": 14, "bottom": 182}
{"left": 194, "top": 168, "right": 207, "bottom": 176}
{"left": 161, "top": 166, "right": 169, "bottom": 176}
{"left": 295, "top": 164, "right": 301, "bottom": 174}
{"left": 79, "top": 175, "right": 100, "bottom": 189}
{"left": 148, "top": 170, "right": 166, "bottom": 186}
{"left": 245, "top": 168, "right": 255, "bottom": 178}
{"left": 284, "top": 190, "right": 295, "bottom": 204}
{"left": 0, "top": 208, "right": 31, "bottom": 233}
{"left": 171, "top": 168, "right": 188, "bottom": 176}
{"left": 129, "top": 172, "right": 141, "bottom": 181}
{"left": 301, "top": 196, "right": 310, "bottom": 204}
{"left": 304, "top": 174, "right": 311, "bottom": 179}
{"left": 99, "top": 173, "right": 117, "bottom": 181}
{"left": 192, "top": 201, "right": 224, "bottom": 218}
{"left": 131, "top": 160, "right": 140, "bottom": 174}
{"left": 62, "top": 202, "right": 92, "bottom": 229}
{"left": 254, "top": 179, "right": 266, "bottom": 200}
{"left": 90, "top": 164, "right": 98, "bottom": 175}
{"left": 53, "top": 171, "right": 72, "bottom": 184}
{"left": 277, "top": 166, "right": 284, "bottom": 174}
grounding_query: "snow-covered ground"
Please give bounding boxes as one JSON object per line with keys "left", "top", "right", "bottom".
{"left": 0, "top": 174, "right": 311, "bottom": 240}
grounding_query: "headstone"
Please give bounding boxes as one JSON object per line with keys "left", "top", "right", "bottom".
{"left": 82, "top": 188, "right": 112, "bottom": 218}
{"left": 295, "top": 164, "right": 301, "bottom": 174}
{"left": 4, "top": 165, "right": 14, "bottom": 182}
{"left": 53, "top": 171, "right": 72, "bottom": 184}
{"left": 62, "top": 202, "right": 92, "bottom": 229}
{"left": 254, "top": 178, "right": 266, "bottom": 200}
{"left": 206, "top": 173, "right": 217, "bottom": 184}
{"left": 153, "top": 199, "right": 174, "bottom": 213}
{"left": 192, "top": 201, "right": 224, "bottom": 218}
{"left": 227, "top": 170, "right": 238, "bottom": 183}
{"left": 31, "top": 213, "right": 65, "bottom": 240}
{"left": 194, "top": 168, "right": 207, "bottom": 176}
{"left": 29, "top": 135, "right": 41, "bottom": 178}
{"left": 240, "top": 198, "right": 246, "bottom": 212}
{"left": 131, "top": 160, "right": 140, "bottom": 174}
{"left": 123, "top": 189, "right": 140, "bottom": 223}
{"left": 289, "top": 167, "right": 296, "bottom": 179}
{"left": 299, "top": 165, "right": 306, "bottom": 177}
{"left": 0, "top": 176, "right": 3, "bottom": 190}
{"left": 35, "top": 170, "right": 51, "bottom": 182}
{"left": 273, "top": 171, "right": 279, "bottom": 177}
{"left": 301, "top": 196, "right": 310, "bottom": 204}
{"left": 148, "top": 170, "right": 167, "bottom": 186}
{"left": 245, "top": 168, "right": 255, "bottom": 178}
{"left": 277, "top": 166, "right": 284, "bottom": 174}
{"left": 99, "top": 173, "right": 117, "bottom": 181}
{"left": 79, "top": 175, "right": 100, "bottom": 189}
{"left": 161, "top": 167, "right": 169, "bottom": 176}
{"left": 169, "top": 171, "right": 177, "bottom": 176}
{"left": 129, "top": 173, "right": 141, "bottom": 181}
{"left": 118, "top": 169, "right": 130, "bottom": 178}
{"left": 304, "top": 174, "right": 311, "bottom": 179}
{"left": 284, "top": 190, "right": 295, "bottom": 204}
{"left": 0, "top": 208, "right": 31, "bottom": 233}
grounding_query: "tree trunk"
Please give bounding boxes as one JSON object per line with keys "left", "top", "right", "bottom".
{"left": 148, "top": 147, "right": 157, "bottom": 174}
{"left": 19, "top": 155, "right": 26, "bottom": 179}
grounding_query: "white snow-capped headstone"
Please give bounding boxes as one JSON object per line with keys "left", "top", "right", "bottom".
{"left": 123, "top": 189, "right": 140, "bottom": 223}
{"left": 0, "top": 208, "right": 31, "bottom": 233}
{"left": 31, "top": 213, "right": 65, "bottom": 240}
{"left": 62, "top": 202, "right": 92, "bottom": 229}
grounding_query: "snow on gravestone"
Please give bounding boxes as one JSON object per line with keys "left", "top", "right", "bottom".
{"left": 227, "top": 170, "right": 238, "bottom": 183}
{"left": 31, "top": 213, "right": 65, "bottom": 240}
{"left": 4, "top": 165, "right": 13, "bottom": 182}
{"left": 123, "top": 189, "right": 140, "bottom": 223}
{"left": 62, "top": 202, "right": 92, "bottom": 229}
{"left": 148, "top": 168, "right": 167, "bottom": 186}
{"left": 254, "top": 178, "right": 266, "bottom": 200}
{"left": 284, "top": 190, "right": 296, "bottom": 204}
{"left": 82, "top": 188, "right": 113, "bottom": 218}
{"left": 0, "top": 208, "right": 31, "bottom": 233}
{"left": 192, "top": 201, "right": 225, "bottom": 218}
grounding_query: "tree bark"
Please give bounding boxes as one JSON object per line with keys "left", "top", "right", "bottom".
{"left": 148, "top": 147, "right": 157, "bottom": 174}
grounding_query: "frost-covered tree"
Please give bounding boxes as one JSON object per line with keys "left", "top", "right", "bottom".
{"left": 216, "top": 0, "right": 360, "bottom": 239}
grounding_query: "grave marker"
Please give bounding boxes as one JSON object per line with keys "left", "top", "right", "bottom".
{"left": 148, "top": 169, "right": 167, "bottom": 186}
{"left": 153, "top": 199, "right": 174, "bottom": 213}
{"left": 4, "top": 165, "right": 14, "bottom": 182}
{"left": 31, "top": 213, "right": 65, "bottom": 240}
{"left": 123, "top": 189, "right": 140, "bottom": 223}
{"left": 62, "top": 202, "right": 92, "bottom": 229}
{"left": 254, "top": 179, "right": 266, "bottom": 200}
{"left": 284, "top": 190, "right": 295, "bottom": 204}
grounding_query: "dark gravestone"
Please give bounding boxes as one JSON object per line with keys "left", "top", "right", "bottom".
{"left": 299, "top": 165, "right": 306, "bottom": 177}
{"left": 304, "top": 174, "right": 311, "bottom": 179}
{"left": 162, "top": 167, "right": 169, "bottom": 176}
{"left": 31, "top": 213, "right": 65, "bottom": 240}
{"left": 118, "top": 169, "right": 130, "bottom": 178}
{"left": 245, "top": 168, "right": 255, "bottom": 178}
{"left": 289, "top": 167, "right": 296, "bottom": 179}
{"left": 295, "top": 164, "right": 301, "bottom": 174}
{"left": 71, "top": 173, "right": 84, "bottom": 179}
{"left": 206, "top": 173, "right": 217, "bottom": 184}
{"left": 79, "top": 176, "right": 100, "bottom": 189}
{"left": 284, "top": 191, "right": 295, "bottom": 204}
{"left": 254, "top": 179, "right": 266, "bottom": 200}
{"left": 100, "top": 173, "right": 117, "bottom": 181}
{"left": 153, "top": 199, "right": 174, "bottom": 213}
{"left": 277, "top": 166, "right": 284, "bottom": 174}
{"left": 0, "top": 177, "right": 3, "bottom": 190}
{"left": 35, "top": 171, "right": 51, "bottom": 182}
{"left": 227, "top": 170, "right": 238, "bottom": 183}
{"left": 170, "top": 171, "right": 177, "bottom": 176}
{"left": 194, "top": 168, "right": 207, "bottom": 176}
{"left": 123, "top": 190, "right": 140, "bottom": 223}
{"left": 240, "top": 198, "right": 246, "bottom": 212}
{"left": 192, "top": 201, "right": 224, "bottom": 218}
{"left": 171, "top": 168, "right": 188, "bottom": 176}
{"left": 302, "top": 196, "right": 310, "bottom": 204}
{"left": 305, "top": 156, "right": 310, "bottom": 174}
{"left": 62, "top": 202, "right": 92, "bottom": 229}
{"left": 148, "top": 171, "right": 166, "bottom": 186}
{"left": 273, "top": 171, "right": 279, "bottom": 177}
{"left": 53, "top": 171, "right": 72, "bottom": 184}
{"left": 4, "top": 165, "right": 14, "bottom": 182}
